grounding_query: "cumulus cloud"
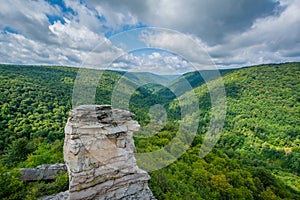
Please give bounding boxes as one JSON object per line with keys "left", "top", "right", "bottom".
{"left": 0, "top": 0, "right": 124, "bottom": 67}
{"left": 140, "top": 30, "right": 214, "bottom": 69}
{"left": 0, "top": 0, "right": 299, "bottom": 72}
{"left": 86, "top": 0, "right": 280, "bottom": 44}
{"left": 85, "top": 0, "right": 300, "bottom": 68}
{"left": 48, "top": 19, "right": 103, "bottom": 50}
{"left": 207, "top": 0, "right": 300, "bottom": 67}
{"left": 0, "top": 0, "right": 60, "bottom": 44}
{"left": 108, "top": 51, "right": 193, "bottom": 74}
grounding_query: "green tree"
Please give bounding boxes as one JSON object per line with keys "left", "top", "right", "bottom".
{"left": 0, "top": 163, "right": 25, "bottom": 199}
{"left": 259, "top": 187, "right": 280, "bottom": 200}
{"left": 1, "top": 137, "right": 33, "bottom": 168}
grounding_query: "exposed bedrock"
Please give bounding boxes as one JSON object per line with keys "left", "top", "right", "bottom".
{"left": 62, "top": 105, "right": 156, "bottom": 200}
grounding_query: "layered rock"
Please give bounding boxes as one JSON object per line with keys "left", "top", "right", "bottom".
{"left": 63, "top": 105, "right": 155, "bottom": 200}
{"left": 20, "top": 164, "right": 66, "bottom": 182}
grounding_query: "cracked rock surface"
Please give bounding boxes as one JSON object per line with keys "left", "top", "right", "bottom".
{"left": 46, "top": 105, "right": 156, "bottom": 200}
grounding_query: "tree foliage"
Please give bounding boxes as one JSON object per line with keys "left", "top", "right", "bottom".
{"left": 0, "top": 63, "right": 299, "bottom": 199}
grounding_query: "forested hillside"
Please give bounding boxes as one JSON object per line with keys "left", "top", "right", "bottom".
{"left": 155, "top": 69, "right": 234, "bottom": 103}
{"left": 0, "top": 63, "right": 299, "bottom": 199}
{"left": 145, "top": 62, "right": 300, "bottom": 199}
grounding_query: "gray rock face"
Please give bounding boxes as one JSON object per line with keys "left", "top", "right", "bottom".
{"left": 20, "top": 164, "right": 67, "bottom": 181}
{"left": 63, "top": 105, "right": 156, "bottom": 200}
{"left": 43, "top": 191, "right": 69, "bottom": 200}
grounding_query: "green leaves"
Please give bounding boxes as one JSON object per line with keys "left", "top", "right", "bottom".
{"left": 1, "top": 138, "right": 34, "bottom": 168}
{"left": 0, "top": 63, "right": 299, "bottom": 199}
{"left": 23, "top": 140, "right": 64, "bottom": 168}
{"left": 0, "top": 163, "right": 25, "bottom": 200}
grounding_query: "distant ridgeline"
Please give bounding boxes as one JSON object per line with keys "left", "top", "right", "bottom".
{"left": 0, "top": 62, "right": 299, "bottom": 199}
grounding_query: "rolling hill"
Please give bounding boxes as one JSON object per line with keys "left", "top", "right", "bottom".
{"left": 0, "top": 63, "right": 299, "bottom": 199}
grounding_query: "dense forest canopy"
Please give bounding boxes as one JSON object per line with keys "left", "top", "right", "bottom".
{"left": 0, "top": 63, "right": 299, "bottom": 199}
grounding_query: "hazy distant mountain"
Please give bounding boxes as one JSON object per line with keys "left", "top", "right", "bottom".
{"left": 109, "top": 70, "right": 180, "bottom": 85}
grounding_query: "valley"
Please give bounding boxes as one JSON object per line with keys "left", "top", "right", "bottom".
{"left": 0, "top": 63, "right": 299, "bottom": 199}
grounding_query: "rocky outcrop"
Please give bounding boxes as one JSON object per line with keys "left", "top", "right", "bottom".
{"left": 20, "top": 164, "right": 67, "bottom": 182}
{"left": 43, "top": 191, "right": 69, "bottom": 200}
{"left": 61, "top": 105, "right": 155, "bottom": 200}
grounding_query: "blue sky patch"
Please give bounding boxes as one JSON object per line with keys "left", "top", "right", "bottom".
{"left": 47, "top": 14, "right": 66, "bottom": 25}
{"left": 45, "top": 0, "right": 76, "bottom": 15}
{"left": 3, "top": 26, "right": 19, "bottom": 34}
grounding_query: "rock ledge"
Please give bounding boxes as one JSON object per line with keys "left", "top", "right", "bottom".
{"left": 20, "top": 164, "right": 66, "bottom": 182}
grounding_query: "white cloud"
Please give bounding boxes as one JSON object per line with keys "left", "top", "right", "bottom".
{"left": 0, "top": 0, "right": 299, "bottom": 72}
{"left": 140, "top": 30, "right": 217, "bottom": 70}
{"left": 48, "top": 19, "right": 103, "bottom": 50}
{"left": 0, "top": 0, "right": 61, "bottom": 43}
{"left": 207, "top": 0, "right": 300, "bottom": 67}
{"left": 85, "top": 0, "right": 300, "bottom": 69}
{"left": 0, "top": 0, "right": 124, "bottom": 67}
{"left": 136, "top": 0, "right": 300, "bottom": 68}
{"left": 108, "top": 51, "right": 194, "bottom": 74}
{"left": 86, "top": 0, "right": 280, "bottom": 44}
{"left": 93, "top": 4, "right": 138, "bottom": 31}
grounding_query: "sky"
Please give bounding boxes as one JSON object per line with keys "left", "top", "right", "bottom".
{"left": 0, "top": 0, "right": 300, "bottom": 74}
